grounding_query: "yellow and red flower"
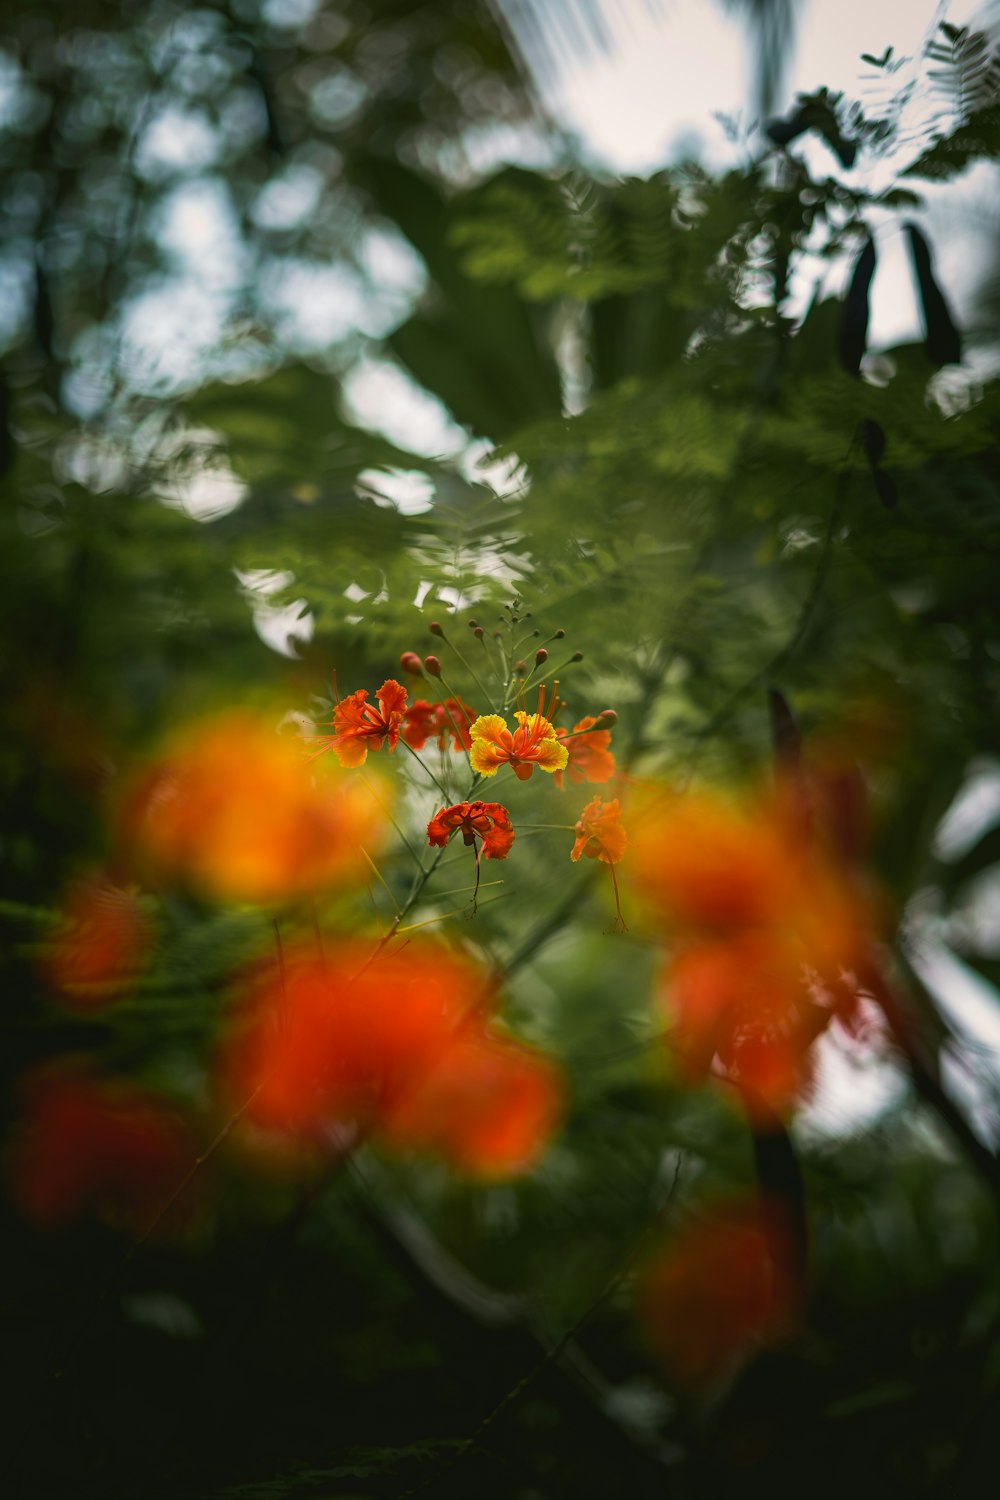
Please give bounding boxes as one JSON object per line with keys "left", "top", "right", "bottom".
{"left": 469, "top": 710, "right": 568, "bottom": 781}
{"left": 327, "top": 679, "right": 408, "bottom": 767}
{"left": 554, "top": 715, "right": 616, "bottom": 790}
{"left": 426, "top": 800, "right": 515, "bottom": 860}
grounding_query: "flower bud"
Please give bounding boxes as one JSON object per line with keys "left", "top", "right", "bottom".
{"left": 468, "top": 618, "right": 479, "bottom": 628}
{"left": 514, "top": 659, "right": 527, "bottom": 675}
{"left": 399, "top": 651, "right": 424, "bottom": 676}
{"left": 424, "top": 655, "right": 442, "bottom": 677}
{"left": 554, "top": 629, "right": 565, "bottom": 639}
{"left": 535, "top": 648, "right": 548, "bottom": 666}
{"left": 429, "top": 621, "right": 444, "bottom": 637}
{"left": 593, "top": 709, "right": 617, "bottom": 729}
{"left": 474, "top": 626, "right": 484, "bottom": 638}
{"left": 571, "top": 651, "right": 583, "bottom": 662}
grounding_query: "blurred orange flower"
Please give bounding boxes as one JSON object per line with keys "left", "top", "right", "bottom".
{"left": 570, "top": 795, "right": 628, "bottom": 865}
{"left": 44, "top": 875, "right": 148, "bottom": 1008}
{"left": 122, "top": 712, "right": 382, "bottom": 904}
{"left": 327, "top": 679, "right": 408, "bottom": 767}
{"left": 629, "top": 780, "right": 879, "bottom": 1116}
{"left": 637, "top": 1198, "right": 799, "bottom": 1387}
{"left": 426, "top": 800, "right": 515, "bottom": 860}
{"left": 8, "top": 1068, "right": 190, "bottom": 1230}
{"left": 224, "top": 941, "right": 562, "bottom": 1177}
{"left": 469, "top": 711, "right": 568, "bottom": 781}
{"left": 571, "top": 795, "right": 628, "bottom": 930}
{"left": 403, "top": 697, "right": 476, "bottom": 753}
{"left": 554, "top": 716, "right": 616, "bottom": 790}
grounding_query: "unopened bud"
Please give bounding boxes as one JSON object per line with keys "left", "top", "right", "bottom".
{"left": 514, "top": 659, "right": 527, "bottom": 674}
{"left": 474, "top": 626, "right": 484, "bottom": 638}
{"left": 424, "top": 655, "right": 442, "bottom": 677}
{"left": 554, "top": 629, "right": 565, "bottom": 639}
{"left": 571, "top": 651, "right": 583, "bottom": 662}
{"left": 468, "top": 618, "right": 479, "bottom": 628}
{"left": 429, "top": 620, "right": 444, "bottom": 637}
{"left": 593, "top": 709, "right": 617, "bottom": 729}
{"left": 493, "top": 630, "right": 503, "bottom": 640}
{"left": 399, "top": 651, "right": 423, "bottom": 676}
{"left": 535, "top": 648, "right": 548, "bottom": 665}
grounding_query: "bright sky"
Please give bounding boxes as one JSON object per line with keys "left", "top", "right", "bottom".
{"left": 526, "top": 0, "right": 981, "bottom": 172}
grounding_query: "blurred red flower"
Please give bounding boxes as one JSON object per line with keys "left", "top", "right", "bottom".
{"left": 44, "top": 875, "right": 148, "bottom": 1008}
{"left": 224, "top": 941, "right": 561, "bottom": 1177}
{"left": 8, "top": 1068, "right": 190, "bottom": 1230}
{"left": 629, "top": 779, "right": 880, "bottom": 1117}
{"left": 402, "top": 697, "right": 476, "bottom": 752}
{"left": 637, "top": 1198, "right": 799, "bottom": 1387}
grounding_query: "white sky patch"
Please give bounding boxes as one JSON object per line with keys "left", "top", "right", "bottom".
{"left": 120, "top": 277, "right": 230, "bottom": 390}
{"left": 250, "top": 164, "right": 326, "bottom": 232}
{"left": 260, "top": 258, "right": 378, "bottom": 350}
{"left": 530, "top": 0, "right": 745, "bottom": 173}
{"left": 155, "top": 178, "right": 247, "bottom": 290}
{"left": 341, "top": 356, "right": 469, "bottom": 457}
{"left": 235, "top": 568, "right": 315, "bottom": 657}
{"left": 358, "top": 224, "right": 428, "bottom": 304}
{"left": 796, "top": 1007, "right": 907, "bottom": 1142}
{"left": 356, "top": 466, "right": 436, "bottom": 515}
{"left": 136, "top": 104, "right": 220, "bottom": 180}
{"left": 935, "top": 758, "right": 1000, "bottom": 860}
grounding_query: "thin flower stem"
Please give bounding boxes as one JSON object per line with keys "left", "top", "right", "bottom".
{"left": 438, "top": 640, "right": 493, "bottom": 705}
{"left": 395, "top": 893, "right": 507, "bottom": 933}
{"left": 401, "top": 739, "right": 451, "bottom": 800}
{"left": 362, "top": 771, "right": 423, "bottom": 869}
{"left": 360, "top": 845, "right": 400, "bottom": 918}
{"left": 428, "top": 878, "right": 505, "bottom": 901}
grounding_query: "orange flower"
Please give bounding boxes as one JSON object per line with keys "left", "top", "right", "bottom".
{"left": 469, "top": 711, "right": 568, "bottom": 781}
{"left": 426, "top": 801, "right": 515, "bottom": 860}
{"left": 663, "top": 933, "right": 827, "bottom": 1115}
{"left": 223, "top": 941, "right": 562, "bottom": 1178}
{"left": 637, "top": 1198, "right": 799, "bottom": 1387}
{"left": 122, "top": 712, "right": 381, "bottom": 904}
{"left": 554, "top": 716, "right": 616, "bottom": 790}
{"left": 629, "top": 781, "right": 879, "bottom": 1115}
{"left": 326, "top": 679, "right": 408, "bottom": 767}
{"left": 570, "top": 796, "right": 628, "bottom": 930}
{"left": 570, "top": 795, "right": 628, "bottom": 865}
{"left": 383, "top": 1031, "right": 562, "bottom": 1178}
{"left": 8, "top": 1068, "right": 190, "bottom": 1230}
{"left": 44, "top": 875, "right": 149, "bottom": 1008}
{"left": 402, "top": 697, "right": 476, "bottom": 753}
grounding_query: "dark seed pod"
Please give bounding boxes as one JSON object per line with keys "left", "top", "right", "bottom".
{"left": 873, "top": 469, "right": 898, "bottom": 509}
{"left": 905, "top": 223, "right": 962, "bottom": 367}
{"left": 839, "top": 235, "right": 876, "bottom": 376}
{"left": 859, "top": 419, "right": 886, "bottom": 469}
